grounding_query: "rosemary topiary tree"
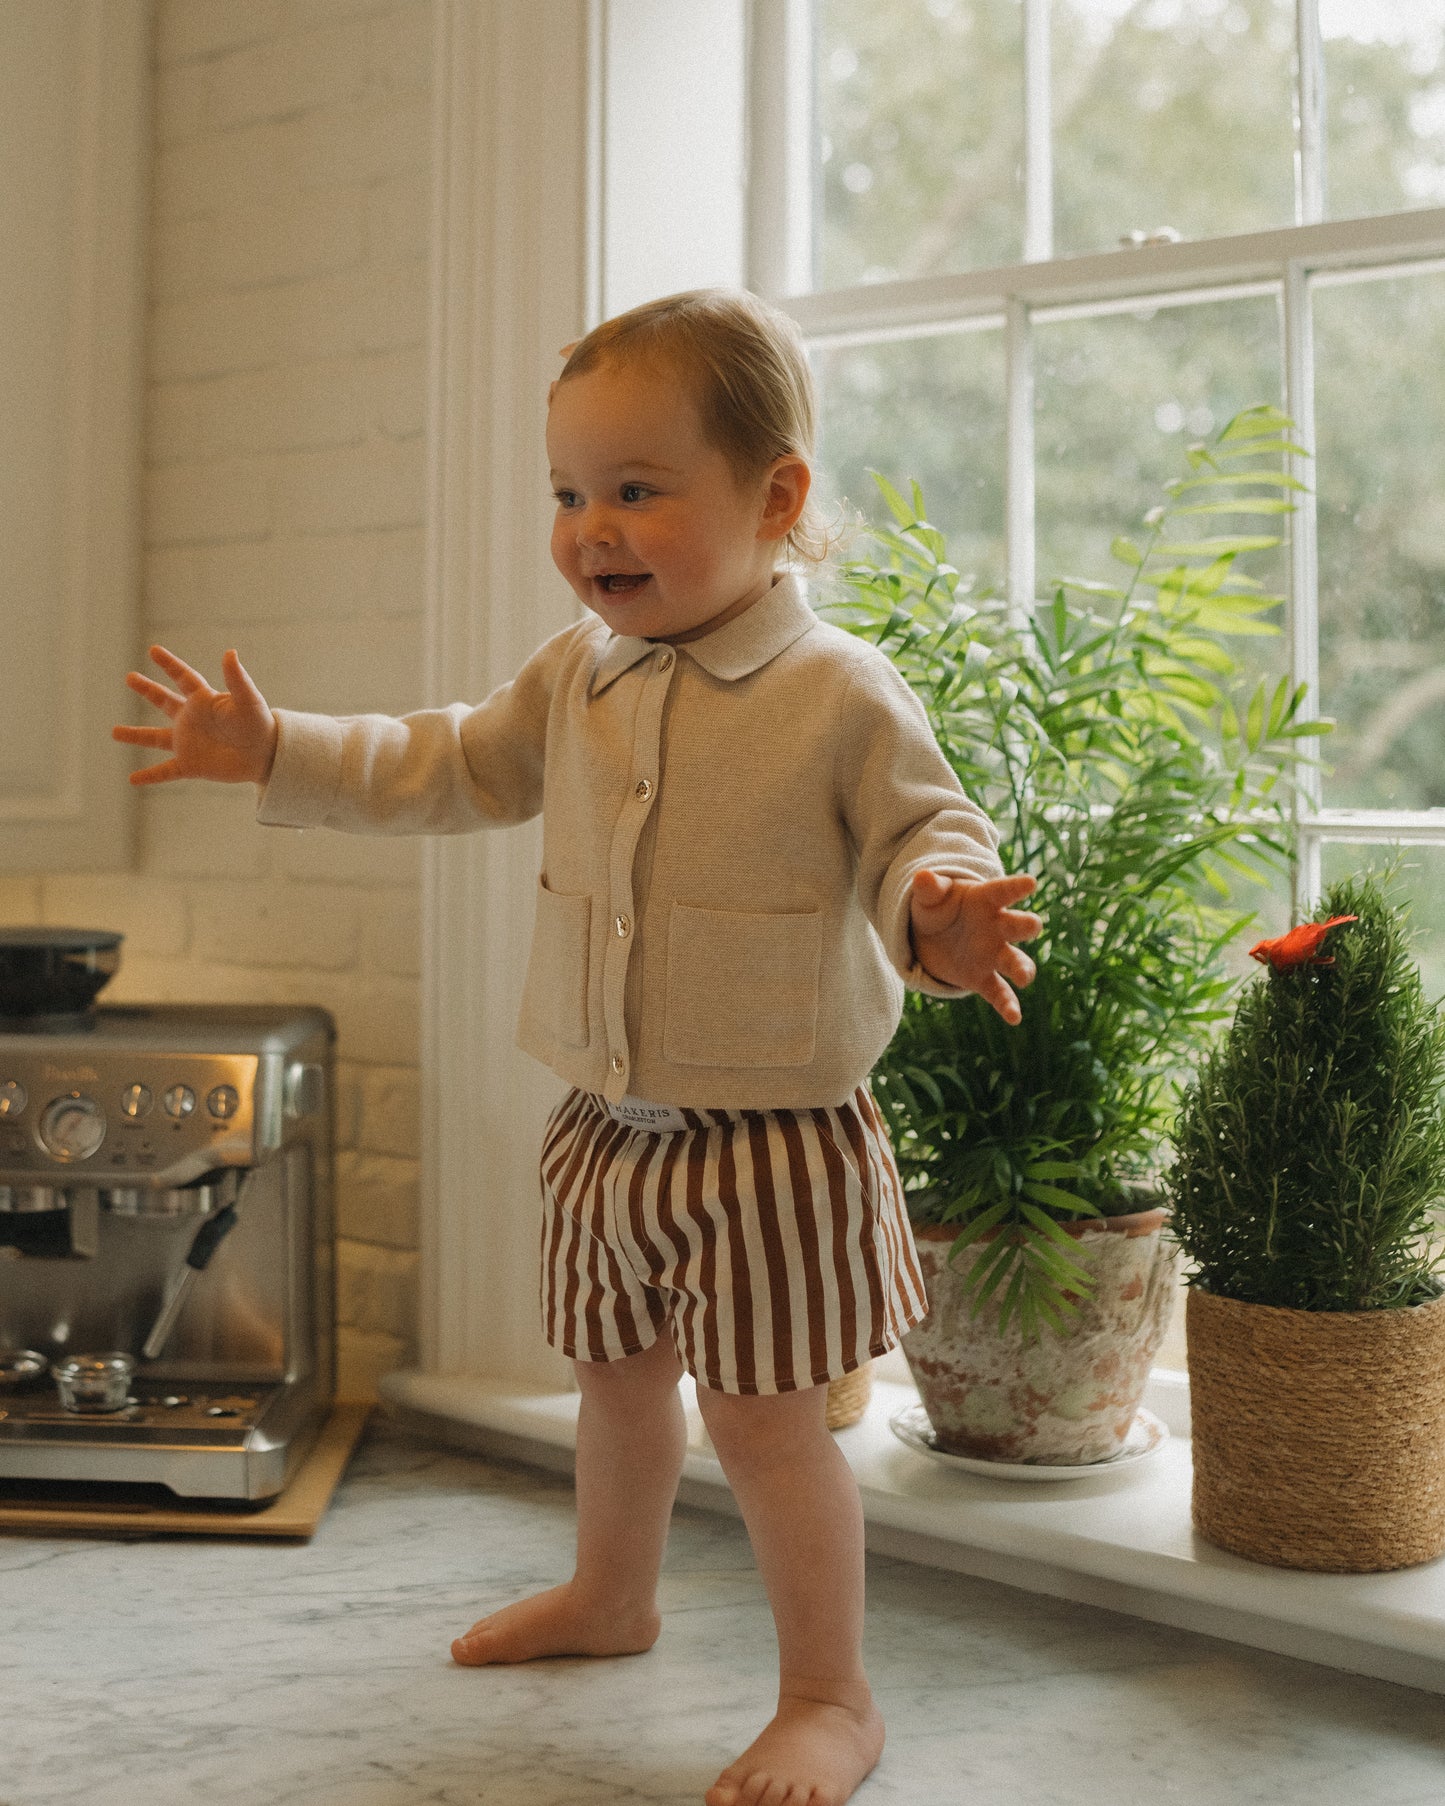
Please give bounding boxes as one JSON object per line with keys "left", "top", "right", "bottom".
{"left": 1167, "top": 870, "right": 1445, "bottom": 1311}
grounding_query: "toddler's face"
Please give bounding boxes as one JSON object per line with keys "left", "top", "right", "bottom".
{"left": 547, "top": 357, "right": 784, "bottom": 642}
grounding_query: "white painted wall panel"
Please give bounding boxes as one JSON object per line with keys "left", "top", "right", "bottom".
{"left": 0, "top": 0, "right": 146, "bottom": 867}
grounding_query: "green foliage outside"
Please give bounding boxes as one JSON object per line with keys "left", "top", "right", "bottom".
{"left": 814, "top": 0, "right": 1445, "bottom": 817}
{"left": 1167, "top": 872, "right": 1445, "bottom": 1312}
{"left": 829, "top": 406, "right": 1318, "bottom": 1339}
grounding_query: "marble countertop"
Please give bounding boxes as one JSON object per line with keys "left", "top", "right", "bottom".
{"left": 382, "top": 1368, "right": 1445, "bottom": 1696}
{"left": 4, "top": 1419, "right": 1445, "bottom": 1806}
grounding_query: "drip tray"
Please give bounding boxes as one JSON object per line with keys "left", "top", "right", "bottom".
{"left": 0, "top": 1385, "right": 272, "bottom": 1445}
{"left": 0, "top": 1403, "right": 368, "bottom": 1537}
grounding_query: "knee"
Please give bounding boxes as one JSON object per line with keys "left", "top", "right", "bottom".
{"left": 697, "top": 1384, "right": 828, "bottom": 1476}
{"left": 575, "top": 1339, "right": 683, "bottom": 1414}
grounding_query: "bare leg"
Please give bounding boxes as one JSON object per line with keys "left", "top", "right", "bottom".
{"left": 697, "top": 1381, "right": 884, "bottom": 1806}
{"left": 451, "top": 1335, "right": 686, "bottom": 1665}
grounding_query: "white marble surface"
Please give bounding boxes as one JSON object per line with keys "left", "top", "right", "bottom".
{"left": 382, "top": 1370, "right": 1445, "bottom": 1695}
{"left": 4, "top": 1420, "right": 1445, "bottom": 1806}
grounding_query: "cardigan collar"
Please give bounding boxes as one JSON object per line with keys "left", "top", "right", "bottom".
{"left": 589, "top": 573, "right": 817, "bottom": 696}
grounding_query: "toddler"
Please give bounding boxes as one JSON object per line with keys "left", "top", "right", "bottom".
{"left": 115, "top": 288, "right": 1040, "bottom": 1806}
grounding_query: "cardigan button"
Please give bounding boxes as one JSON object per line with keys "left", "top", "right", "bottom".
{"left": 615, "top": 914, "right": 631, "bottom": 938}
{"left": 634, "top": 778, "right": 653, "bottom": 801}
{"left": 610, "top": 1053, "right": 625, "bottom": 1076}
{"left": 657, "top": 650, "right": 674, "bottom": 671}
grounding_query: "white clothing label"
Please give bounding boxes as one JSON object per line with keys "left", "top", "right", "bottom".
{"left": 606, "top": 1094, "right": 691, "bottom": 1133}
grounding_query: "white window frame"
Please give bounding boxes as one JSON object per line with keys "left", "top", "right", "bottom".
{"left": 412, "top": 0, "right": 748, "bottom": 1395}
{"left": 747, "top": 0, "right": 1445, "bottom": 912}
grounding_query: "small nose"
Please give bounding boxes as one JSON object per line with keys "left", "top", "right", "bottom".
{"left": 575, "top": 502, "right": 618, "bottom": 548}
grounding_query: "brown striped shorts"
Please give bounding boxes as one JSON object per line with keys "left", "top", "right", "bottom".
{"left": 538, "top": 1085, "right": 928, "bottom": 1395}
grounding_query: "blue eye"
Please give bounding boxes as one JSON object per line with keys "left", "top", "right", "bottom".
{"left": 553, "top": 489, "right": 580, "bottom": 509}
{"left": 620, "top": 483, "right": 650, "bottom": 503}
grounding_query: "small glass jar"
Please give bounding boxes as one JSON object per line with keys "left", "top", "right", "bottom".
{"left": 0, "top": 1349, "right": 47, "bottom": 1391}
{"left": 51, "top": 1351, "right": 136, "bottom": 1414}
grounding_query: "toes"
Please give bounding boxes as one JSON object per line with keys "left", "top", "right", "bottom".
{"left": 710, "top": 1773, "right": 821, "bottom": 1806}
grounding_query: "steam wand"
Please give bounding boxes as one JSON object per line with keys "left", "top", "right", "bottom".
{"left": 140, "top": 1169, "right": 245, "bottom": 1361}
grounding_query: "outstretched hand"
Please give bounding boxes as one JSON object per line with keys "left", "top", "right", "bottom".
{"left": 112, "top": 646, "right": 278, "bottom": 788}
{"left": 909, "top": 870, "right": 1041, "bottom": 1025}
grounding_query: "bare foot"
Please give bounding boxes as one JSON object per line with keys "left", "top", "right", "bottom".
{"left": 704, "top": 1689, "right": 885, "bottom": 1806}
{"left": 450, "top": 1581, "right": 660, "bottom": 1666}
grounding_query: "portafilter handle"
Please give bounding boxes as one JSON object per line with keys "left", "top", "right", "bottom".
{"left": 140, "top": 1170, "right": 245, "bottom": 1361}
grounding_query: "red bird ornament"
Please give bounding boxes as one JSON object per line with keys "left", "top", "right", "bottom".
{"left": 1248, "top": 914, "right": 1359, "bottom": 973}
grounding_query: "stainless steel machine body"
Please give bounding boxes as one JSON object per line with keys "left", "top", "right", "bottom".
{"left": 0, "top": 1004, "right": 335, "bottom": 1500}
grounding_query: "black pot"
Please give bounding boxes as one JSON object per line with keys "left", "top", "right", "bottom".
{"left": 0, "top": 928, "right": 123, "bottom": 1023}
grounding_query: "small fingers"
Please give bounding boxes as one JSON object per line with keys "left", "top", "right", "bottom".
{"left": 146, "top": 644, "right": 211, "bottom": 696}
{"left": 908, "top": 869, "right": 956, "bottom": 929}
{"left": 125, "top": 671, "right": 185, "bottom": 717}
{"left": 221, "top": 648, "right": 267, "bottom": 712}
{"left": 111, "top": 725, "right": 173, "bottom": 750}
{"left": 982, "top": 975, "right": 1023, "bottom": 1025}
{"left": 128, "top": 758, "right": 184, "bottom": 787}
{"left": 979, "top": 872, "right": 1038, "bottom": 907}
{"left": 1002, "top": 946, "right": 1037, "bottom": 989}
{"left": 1000, "top": 907, "right": 1043, "bottom": 942}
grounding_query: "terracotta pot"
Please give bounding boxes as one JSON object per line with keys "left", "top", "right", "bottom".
{"left": 1187, "top": 1287, "right": 1445, "bottom": 1572}
{"left": 902, "top": 1208, "right": 1180, "bottom": 1464}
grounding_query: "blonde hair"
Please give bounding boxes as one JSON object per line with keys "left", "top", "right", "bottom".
{"left": 558, "top": 288, "right": 833, "bottom": 566}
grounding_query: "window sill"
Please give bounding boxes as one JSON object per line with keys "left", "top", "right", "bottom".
{"left": 379, "top": 1368, "right": 1445, "bottom": 1696}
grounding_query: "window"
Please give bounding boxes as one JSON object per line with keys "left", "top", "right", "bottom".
{"left": 750, "top": 0, "right": 1445, "bottom": 971}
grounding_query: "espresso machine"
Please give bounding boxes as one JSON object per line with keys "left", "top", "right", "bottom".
{"left": 0, "top": 930, "right": 335, "bottom": 1501}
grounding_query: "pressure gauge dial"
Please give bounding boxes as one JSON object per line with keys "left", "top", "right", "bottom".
{"left": 38, "top": 1093, "right": 106, "bottom": 1162}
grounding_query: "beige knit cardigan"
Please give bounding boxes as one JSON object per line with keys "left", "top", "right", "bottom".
{"left": 258, "top": 576, "right": 1003, "bottom": 1107}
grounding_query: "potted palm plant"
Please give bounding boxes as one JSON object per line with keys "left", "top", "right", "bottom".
{"left": 829, "top": 406, "right": 1316, "bottom": 1464}
{"left": 1168, "top": 871, "right": 1445, "bottom": 1570}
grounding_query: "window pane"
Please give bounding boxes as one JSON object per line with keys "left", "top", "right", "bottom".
{"left": 813, "top": 327, "right": 1006, "bottom": 589}
{"left": 1319, "top": 843, "right": 1445, "bottom": 1002}
{"left": 1052, "top": 0, "right": 1296, "bottom": 258}
{"left": 1034, "top": 295, "right": 1288, "bottom": 705}
{"left": 1314, "top": 270, "right": 1445, "bottom": 810}
{"left": 1323, "top": 1, "right": 1445, "bottom": 220}
{"left": 813, "top": 0, "right": 1023, "bottom": 289}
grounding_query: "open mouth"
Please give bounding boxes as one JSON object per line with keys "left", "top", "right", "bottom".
{"left": 595, "top": 573, "right": 651, "bottom": 595}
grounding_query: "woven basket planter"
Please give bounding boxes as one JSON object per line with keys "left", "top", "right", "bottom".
{"left": 825, "top": 1361, "right": 873, "bottom": 1430}
{"left": 902, "top": 1209, "right": 1180, "bottom": 1464}
{"left": 1188, "top": 1288, "right": 1445, "bottom": 1572}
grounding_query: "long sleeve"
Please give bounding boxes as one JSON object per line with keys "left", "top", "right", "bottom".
{"left": 256, "top": 622, "right": 584, "bottom": 835}
{"left": 833, "top": 649, "right": 1003, "bottom": 997}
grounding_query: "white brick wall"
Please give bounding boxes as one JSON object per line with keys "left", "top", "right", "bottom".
{"left": 12, "top": 0, "right": 436, "bottom": 1403}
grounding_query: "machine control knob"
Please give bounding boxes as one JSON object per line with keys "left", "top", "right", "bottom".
{"left": 283, "top": 1063, "right": 324, "bottom": 1119}
{"left": 120, "top": 1083, "right": 153, "bottom": 1120}
{"left": 0, "top": 1080, "right": 27, "bottom": 1118}
{"left": 163, "top": 1084, "right": 196, "bottom": 1120}
{"left": 206, "top": 1084, "right": 239, "bottom": 1121}
{"left": 38, "top": 1093, "right": 106, "bottom": 1162}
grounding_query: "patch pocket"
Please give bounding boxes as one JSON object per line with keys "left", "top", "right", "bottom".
{"left": 520, "top": 876, "right": 591, "bottom": 1049}
{"left": 663, "top": 903, "right": 822, "bottom": 1069}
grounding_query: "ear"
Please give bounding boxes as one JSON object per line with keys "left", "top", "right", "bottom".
{"left": 757, "top": 455, "right": 811, "bottom": 544}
